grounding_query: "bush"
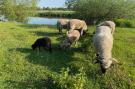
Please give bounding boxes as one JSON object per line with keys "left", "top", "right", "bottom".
{"left": 114, "top": 19, "right": 135, "bottom": 28}
{"left": 37, "top": 10, "right": 77, "bottom": 18}
{"left": 1, "top": 0, "right": 37, "bottom": 22}
{"left": 66, "top": 0, "right": 135, "bottom": 24}
{"left": 46, "top": 68, "right": 87, "bottom": 89}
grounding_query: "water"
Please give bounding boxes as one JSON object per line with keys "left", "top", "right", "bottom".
{"left": 27, "top": 17, "right": 59, "bottom": 25}
{"left": 0, "top": 15, "right": 8, "bottom": 22}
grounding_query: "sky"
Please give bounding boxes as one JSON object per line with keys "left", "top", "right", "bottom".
{"left": 38, "top": 0, "right": 66, "bottom": 8}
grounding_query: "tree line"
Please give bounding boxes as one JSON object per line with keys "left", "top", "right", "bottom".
{"left": 1, "top": 0, "right": 135, "bottom": 23}
{"left": 65, "top": 0, "right": 135, "bottom": 24}
{"left": 37, "top": 7, "right": 69, "bottom": 11}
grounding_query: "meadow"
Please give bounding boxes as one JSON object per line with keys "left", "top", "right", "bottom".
{"left": 0, "top": 22, "right": 135, "bottom": 89}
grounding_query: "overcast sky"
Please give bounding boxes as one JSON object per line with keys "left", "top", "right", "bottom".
{"left": 38, "top": 0, "right": 66, "bottom": 8}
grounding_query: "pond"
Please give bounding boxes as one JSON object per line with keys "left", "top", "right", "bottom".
{"left": 27, "top": 17, "right": 59, "bottom": 25}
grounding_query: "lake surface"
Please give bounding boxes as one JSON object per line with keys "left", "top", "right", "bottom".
{"left": 27, "top": 17, "right": 59, "bottom": 25}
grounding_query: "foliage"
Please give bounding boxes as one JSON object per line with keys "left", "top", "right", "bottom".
{"left": 65, "top": 0, "right": 78, "bottom": 9}
{"left": 0, "top": 0, "right": 37, "bottom": 22}
{"left": 41, "top": 67, "right": 87, "bottom": 89}
{"left": 65, "top": 0, "right": 135, "bottom": 23}
{"left": 114, "top": 18, "right": 135, "bottom": 28}
{"left": 37, "top": 10, "right": 76, "bottom": 18}
{"left": 39, "top": 7, "right": 69, "bottom": 11}
{"left": 54, "top": 67, "right": 87, "bottom": 89}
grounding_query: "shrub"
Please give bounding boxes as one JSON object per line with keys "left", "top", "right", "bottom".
{"left": 37, "top": 10, "right": 77, "bottom": 18}
{"left": 1, "top": 0, "right": 37, "bottom": 22}
{"left": 66, "top": 0, "right": 135, "bottom": 24}
{"left": 47, "top": 68, "right": 87, "bottom": 89}
{"left": 114, "top": 19, "right": 135, "bottom": 28}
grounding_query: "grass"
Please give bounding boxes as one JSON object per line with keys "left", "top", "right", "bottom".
{"left": 0, "top": 22, "right": 135, "bottom": 89}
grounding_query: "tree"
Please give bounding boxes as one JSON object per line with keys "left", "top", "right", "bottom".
{"left": 65, "top": 0, "right": 135, "bottom": 23}
{"left": 0, "top": 0, "right": 38, "bottom": 22}
{"left": 65, "top": 0, "right": 78, "bottom": 9}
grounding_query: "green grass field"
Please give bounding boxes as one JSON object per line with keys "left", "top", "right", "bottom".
{"left": 0, "top": 22, "right": 135, "bottom": 89}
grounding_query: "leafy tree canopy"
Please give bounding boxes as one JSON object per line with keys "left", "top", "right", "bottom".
{"left": 0, "top": 0, "right": 38, "bottom": 22}
{"left": 65, "top": 0, "right": 135, "bottom": 23}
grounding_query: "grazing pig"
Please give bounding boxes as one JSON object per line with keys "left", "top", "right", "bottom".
{"left": 57, "top": 19, "right": 70, "bottom": 33}
{"left": 31, "top": 37, "right": 52, "bottom": 53}
{"left": 60, "top": 30, "right": 80, "bottom": 50}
